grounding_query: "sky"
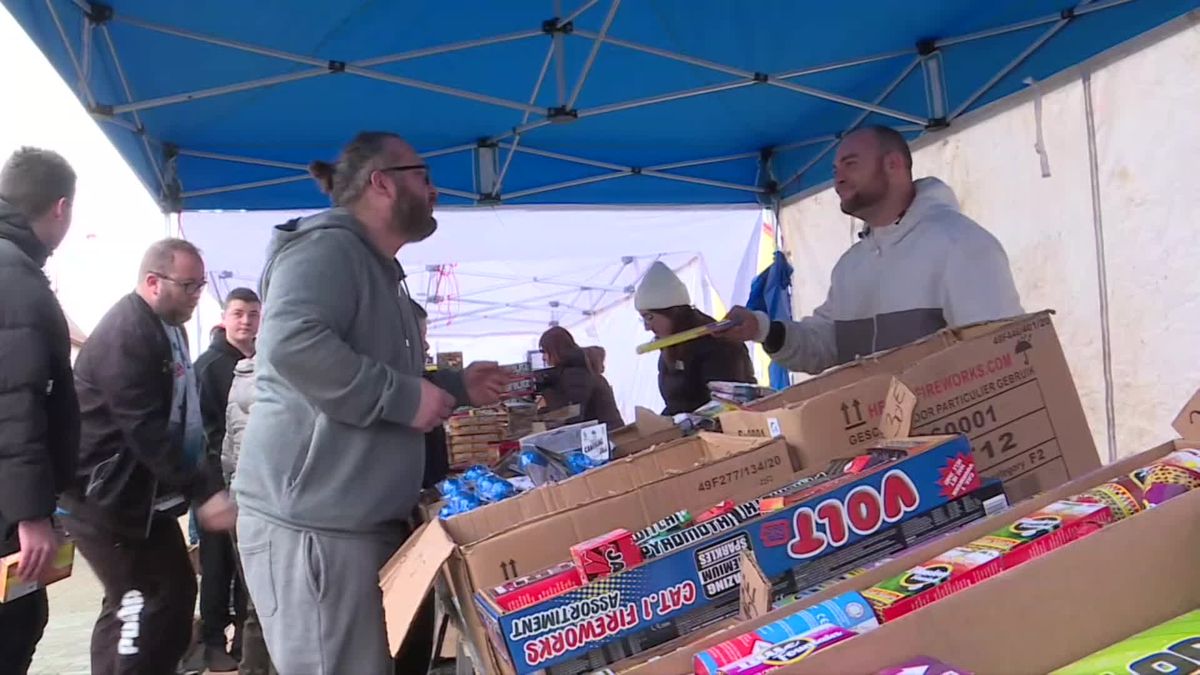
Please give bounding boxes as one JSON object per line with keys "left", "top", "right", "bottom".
{"left": 0, "top": 4, "right": 226, "bottom": 346}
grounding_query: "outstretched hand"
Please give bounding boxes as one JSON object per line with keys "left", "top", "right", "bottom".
{"left": 464, "top": 361, "right": 510, "bottom": 407}
{"left": 716, "top": 306, "right": 767, "bottom": 343}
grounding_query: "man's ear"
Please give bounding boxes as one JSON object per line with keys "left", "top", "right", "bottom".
{"left": 53, "top": 197, "right": 70, "bottom": 220}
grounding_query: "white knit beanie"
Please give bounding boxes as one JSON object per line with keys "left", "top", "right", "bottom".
{"left": 635, "top": 261, "right": 691, "bottom": 312}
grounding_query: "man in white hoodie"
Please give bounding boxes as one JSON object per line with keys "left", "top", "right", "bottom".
{"left": 724, "top": 126, "right": 1023, "bottom": 374}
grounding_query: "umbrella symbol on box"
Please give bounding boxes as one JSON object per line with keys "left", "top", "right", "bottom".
{"left": 1015, "top": 340, "right": 1032, "bottom": 366}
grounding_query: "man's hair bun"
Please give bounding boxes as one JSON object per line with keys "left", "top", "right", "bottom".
{"left": 308, "top": 160, "right": 336, "bottom": 195}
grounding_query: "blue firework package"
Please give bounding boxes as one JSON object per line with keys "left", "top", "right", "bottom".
{"left": 437, "top": 477, "right": 468, "bottom": 498}
{"left": 515, "top": 448, "right": 569, "bottom": 486}
{"left": 439, "top": 492, "right": 482, "bottom": 518}
{"left": 564, "top": 451, "right": 599, "bottom": 475}
{"left": 463, "top": 464, "right": 493, "bottom": 486}
{"left": 477, "top": 475, "right": 516, "bottom": 503}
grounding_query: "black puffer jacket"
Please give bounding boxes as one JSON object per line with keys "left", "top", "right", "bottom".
{"left": 542, "top": 349, "right": 624, "bottom": 429}
{"left": 658, "top": 335, "right": 755, "bottom": 416}
{"left": 0, "top": 200, "right": 79, "bottom": 557}
{"left": 64, "top": 293, "right": 223, "bottom": 539}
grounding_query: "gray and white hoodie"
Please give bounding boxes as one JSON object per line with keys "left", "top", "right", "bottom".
{"left": 758, "top": 177, "right": 1023, "bottom": 374}
{"left": 233, "top": 209, "right": 468, "bottom": 539}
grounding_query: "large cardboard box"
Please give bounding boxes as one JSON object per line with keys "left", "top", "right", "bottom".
{"left": 612, "top": 394, "right": 1200, "bottom": 674}
{"left": 722, "top": 312, "right": 1099, "bottom": 503}
{"left": 444, "top": 431, "right": 774, "bottom": 547}
{"left": 474, "top": 436, "right": 984, "bottom": 674}
{"left": 381, "top": 433, "right": 795, "bottom": 674}
{"left": 460, "top": 435, "right": 795, "bottom": 592}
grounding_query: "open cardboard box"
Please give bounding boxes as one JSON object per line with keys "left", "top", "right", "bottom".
{"left": 723, "top": 311, "right": 1099, "bottom": 504}
{"left": 612, "top": 388, "right": 1200, "bottom": 674}
{"left": 610, "top": 407, "right": 683, "bottom": 459}
{"left": 380, "top": 433, "right": 795, "bottom": 674}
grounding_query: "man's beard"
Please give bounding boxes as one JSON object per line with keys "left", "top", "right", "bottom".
{"left": 839, "top": 166, "right": 888, "bottom": 217}
{"left": 391, "top": 194, "right": 438, "bottom": 243}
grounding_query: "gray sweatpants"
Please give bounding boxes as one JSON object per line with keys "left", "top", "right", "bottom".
{"left": 237, "top": 512, "right": 402, "bottom": 675}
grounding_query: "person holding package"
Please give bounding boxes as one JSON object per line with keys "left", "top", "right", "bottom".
{"left": 538, "top": 326, "right": 624, "bottom": 429}
{"left": 0, "top": 148, "right": 79, "bottom": 675}
{"left": 193, "top": 287, "right": 261, "bottom": 672}
{"left": 635, "top": 261, "right": 755, "bottom": 415}
{"left": 722, "top": 126, "right": 1023, "bottom": 372}
{"left": 63, "top": 238, "right": 235, "bottom": 675}
{"left": 233, "top": 131, "right": 509, "bottom": 675}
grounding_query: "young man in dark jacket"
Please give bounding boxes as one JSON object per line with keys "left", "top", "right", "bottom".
{"left": 193, "top": 287, "right": 260, "bottom": 671}
{"left": 63, "top": 238, "right": 235, "bottom": 675}
{"left": 0, "top": 148, "right": 79, "bottom": 675}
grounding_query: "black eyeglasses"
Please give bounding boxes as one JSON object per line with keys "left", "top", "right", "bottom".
{"left": 378, "top": 164, "right": 432, "bottom": 186}
{"left": 151, "top": 272, "right": 207, "bottom": 295}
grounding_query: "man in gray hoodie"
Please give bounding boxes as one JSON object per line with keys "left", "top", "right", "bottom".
{"left": 723, "top": 126, "right": 1023, "bottom": 373}
{"left": 233, "top": 131, "right": 507, "bottom": 675}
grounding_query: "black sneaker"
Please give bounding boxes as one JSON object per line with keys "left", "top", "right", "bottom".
{"left": 204, "top": 645, "right": 240, "bottom": 673}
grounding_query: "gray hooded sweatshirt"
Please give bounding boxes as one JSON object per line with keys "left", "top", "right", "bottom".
{"left": 232, "top": 208, "right": 465, "bottom": 538}
{"left": 759, "top": 177, "right": 1023, "bottom": 374}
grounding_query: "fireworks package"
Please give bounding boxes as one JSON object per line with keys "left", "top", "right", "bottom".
{"left": 570, "top": 529, "right": 645, "bottom": 581}
{"left": 694, "top": 591, "right": 877, "bottom": 675}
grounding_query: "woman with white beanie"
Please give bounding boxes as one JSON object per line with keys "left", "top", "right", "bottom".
{"left": 635, "top": 261, "right": 755, "bottom": 415}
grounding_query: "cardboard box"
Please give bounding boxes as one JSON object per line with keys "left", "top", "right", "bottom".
{"left": 444, "top": 433, "right": 772, "bottom": 547}
{"left": 382, "top": 434, "right": 794, "bottom": 674}
{"left": 0, "top": 539, "right": 75, "bottom": 603}
{"left": 475, "top": 436, "right": 981, "bottom": 673}
{"left": 462, "top": 435, "right": 795, "bottom": 592}
{"left": 611, "top": 430, "right": 1198, "bottom": 675}
{"left": 610, "top": 407, "right": 683, "bottom": 459}
{"left": 724, "top": 312, "right": 1099, "bottom": 503}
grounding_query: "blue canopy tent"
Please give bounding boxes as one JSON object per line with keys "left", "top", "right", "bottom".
{"left": 3, "top": 0, "right": 1196, "bottom": 212}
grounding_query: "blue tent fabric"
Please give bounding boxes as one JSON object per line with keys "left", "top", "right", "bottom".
{"left": 746, "top": 250, "right": 793, "bottom": 391}
{"left": 3, "top": 0, "right": 1196, "bottom": 211}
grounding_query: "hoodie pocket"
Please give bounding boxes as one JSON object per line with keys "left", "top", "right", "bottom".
{"left": 238, "top": 538, "right": 278, "bottom": 618}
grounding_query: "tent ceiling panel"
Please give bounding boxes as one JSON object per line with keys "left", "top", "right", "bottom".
{"left": 3, "top": 0, "right": 1195, "bottom": 210}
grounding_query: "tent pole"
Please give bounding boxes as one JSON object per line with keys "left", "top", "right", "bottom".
{"left": 45, "top": 0, "right": 96, "bottom": 107}
{"left": 951, "top": 3, "right": 1082, "bottom": 120}
{"left": 567, "top": 0, "right": 621, "bottom": 109}
{"left": 780, "top": 57, "right": 922, "bottom": 193}
{"left": 99, "top": 24, "right": 165, "bottom": 192}
{"left": 1082, "top": 72, "right": 1119, "bottom": 464}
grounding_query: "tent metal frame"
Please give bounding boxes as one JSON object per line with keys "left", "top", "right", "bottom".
{"left": 418, "top": 253, "right": 684, "bottom": 330}
{"left": 52, "top": 0, "right": 1138, "bottom": 209}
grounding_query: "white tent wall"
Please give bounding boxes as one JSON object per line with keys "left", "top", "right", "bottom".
{"left": 182, "top": 206, "right": 760, "bottom": 418}
{"left": 779, "top": 23, "right": 1200, "bottom": 462}
{"left": 419, "top": 257, "right": 709, "bottom": 422}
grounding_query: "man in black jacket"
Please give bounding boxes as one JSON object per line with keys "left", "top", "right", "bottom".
{"left": 0, "top": 147, "right": 79, "bottom": 675}
{"left": 63, "top": 238, "right": 235, "bottom": 675}
{"left": 193, "top": 287, "right": 260, "bottom": 671}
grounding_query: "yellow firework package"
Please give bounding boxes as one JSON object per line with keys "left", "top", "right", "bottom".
{"left": 1052, "top": 610, "right": 1200, "bottom": 674}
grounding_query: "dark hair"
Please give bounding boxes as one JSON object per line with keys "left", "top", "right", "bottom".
{"left": 225, "top": 287, "right": 260, "bottom": 305}
{"left": 583, "top": 346, "right": 606, "bottom": 374}
{"left": 861, "top": 125, "right": 913, "bottom": 170}
{"left": 139, "top": 238, "right": 202, "bottom": 280}
{"left": 0, "top": 147, "right": 76, "bottom": 219}
{"left": 309, "top": 131, "right": 404, "bottom": 206}
{"left": 410, "top": 299, "right": 428, "bottom": 320}
{"left": 540, "top": 326, "right": 592, "bottom": 373}
{"left": 656, "top": 306, "right": 717, "bottom": 365}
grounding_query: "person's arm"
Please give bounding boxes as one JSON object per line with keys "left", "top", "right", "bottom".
{"left": 427, "top": 368, "right": 468, "bottom": 407}
{"left": 0, "top": 292, "right": 57, "bottom": 529}
{"left": 258, "top": 232, "right": 426, "bottom": 428}
{"left": 750, "top": 288, "right": 839, "bottom": 375}
{"left": 940, "top": 227, "right": 1024, "bottom": 326}
{"left": 80, "top": 318, "right": 221, "bottom": 503}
